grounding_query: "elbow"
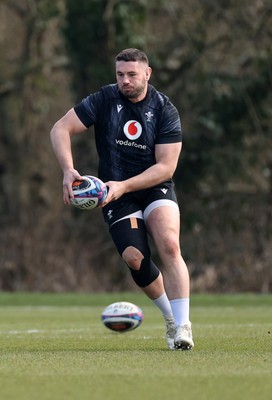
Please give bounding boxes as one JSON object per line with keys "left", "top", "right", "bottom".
{"left": 50, "top": 120, "right": 69, "bottom": 143}
{"left": 50, "top": 123, "right": 56, "bottom": 140}
{"left": 159, "top": 169, "right": 175, "bottom": 184}
{"left": 50, "top": 120, "right": 60, "bottom": 139}
{"left": 50, "top": 124, "right": 56, "bottom": 145}
{"left": 163, "top": 164, "right": 177, "bottom": 181}
{"left": 50, "top": 124, "right": 61, "bottom": 148}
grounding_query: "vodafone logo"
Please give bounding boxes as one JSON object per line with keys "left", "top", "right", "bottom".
{"left": 123, "top": 120, "right": 142, "bottom": 140}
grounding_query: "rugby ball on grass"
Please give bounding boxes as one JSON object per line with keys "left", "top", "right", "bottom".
{"left": 101, "top": 302, "right": 143, "bottom": 332}
{"left": 71, "top": 175, "right": 107, "bottom": 210}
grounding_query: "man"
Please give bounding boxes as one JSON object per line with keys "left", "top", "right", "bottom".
{"left": 50, "top": 48, "right": 194, "bottom": 350}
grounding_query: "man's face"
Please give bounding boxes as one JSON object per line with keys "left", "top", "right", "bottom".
{"left": 116, "top": 61, "right": 152, "bottom": 102}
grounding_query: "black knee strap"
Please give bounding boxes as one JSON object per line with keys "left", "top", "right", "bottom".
{"left": 109, "top": 218, "right": 160, "bottom": 287}
{"left": 129, "top": 258, "right": 160, "bottom": 288}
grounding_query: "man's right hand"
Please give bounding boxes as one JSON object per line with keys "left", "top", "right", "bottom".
{"left": 63, "top": 169, "right": 83, "bottom": 204}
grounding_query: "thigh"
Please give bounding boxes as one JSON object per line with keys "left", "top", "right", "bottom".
{"left": 109, "top": 217, "right": 150, "bottom": 256}
{"left": 142, "top": 181, "right": 180, "bottom": 243}
{"left": 145, "top": 205, "right": 181, "bottom": 251}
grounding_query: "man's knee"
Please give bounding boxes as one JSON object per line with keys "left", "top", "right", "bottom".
{"left": 161, "top": 235, "right": 180, "bottom": 257}
{"left": 122, "top": 246, "right": 144, "bottom": 270}
{"left": 122, "top": 246, "right": 159, "bottom": 288}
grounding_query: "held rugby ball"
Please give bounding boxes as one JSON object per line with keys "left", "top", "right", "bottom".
{"left": 101, "top": 302, "right": 143, "bottom": 332}
{"left": 71, "top": 175, "right": 107, "bottom": 210}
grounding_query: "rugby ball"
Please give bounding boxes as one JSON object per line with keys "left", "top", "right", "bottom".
{"left": 71, "top": 175, "right": 107, "bottom": 210}
{"left": 101, "top": 301, "right": 143, "bottom": 332}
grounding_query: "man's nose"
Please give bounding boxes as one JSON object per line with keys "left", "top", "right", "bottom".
{"left": 122, "top": 75, "right": 130, "bottom": 84}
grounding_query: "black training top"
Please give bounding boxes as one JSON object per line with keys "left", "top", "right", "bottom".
{"left": 74, "top": 83, "right": 182, "bottom": 182}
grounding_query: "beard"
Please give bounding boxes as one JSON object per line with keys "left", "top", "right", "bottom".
{"left": 119, "top": 78, "right": 146, "bottom": 100}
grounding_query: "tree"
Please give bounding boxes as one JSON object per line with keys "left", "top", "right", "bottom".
{"left": 147, "top": 0, "right": 272, "bottom": 291}
{"left": 0, "top": 0, "right": 75, "bottom": 290}
{"left": 0, "top": 0, "right": 271, "bottom": 292}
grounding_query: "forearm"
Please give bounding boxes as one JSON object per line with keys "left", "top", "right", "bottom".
{"left": 103, "top": 142, "right": 181, "bottom": 205}
{"left": 50, "top": 124, "right": 75, "bottom": 172}
{"left": 123, "top": 142, "right": 181, "bottom": 193}
{"left": 123, "top": 163, "right": 173, "bottom": 193}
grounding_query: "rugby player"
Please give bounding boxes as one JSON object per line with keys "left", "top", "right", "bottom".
{"left": 50, "top": 48, "right": 194, "bottom": 350}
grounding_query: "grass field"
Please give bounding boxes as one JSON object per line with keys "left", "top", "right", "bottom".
{"left": 0, "top": 293, "right": 271, "bottom": 400}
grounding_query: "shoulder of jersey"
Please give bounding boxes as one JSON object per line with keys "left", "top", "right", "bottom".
{"left": 100, "top": 83, "right": 119, "bottom": 99}
{"left": 145, "top": 85, "right": 170, "bottom": 109}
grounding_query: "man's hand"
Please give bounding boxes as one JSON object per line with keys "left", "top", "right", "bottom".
{"left": 101, "top": 180, "right": 127, "bottom": 206}
{"left": 63, "top": 169, "right": 83, "bottom": 205}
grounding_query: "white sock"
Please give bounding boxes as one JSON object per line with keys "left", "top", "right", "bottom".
{"left": 170, "top": 298, "right": 190, "bottom": 326}
{"left": 153, "top": 292, "right": 173, "bottom": 319}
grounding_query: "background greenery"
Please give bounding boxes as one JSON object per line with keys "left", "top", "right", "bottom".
{"left": 0, "top": 0, "right": 271, "bottom": 292}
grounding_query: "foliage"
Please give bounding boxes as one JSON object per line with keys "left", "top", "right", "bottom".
{"left": 63, "top": 0, "right": 156, "bottom": 96}
{"left": 0, "top": 0, "right": 271, "bottom": 292}
{"left": 143, "top": 0, "right": 272, "bottom": 292}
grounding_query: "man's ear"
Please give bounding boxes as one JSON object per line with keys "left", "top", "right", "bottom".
{"left": 146, "top": 66, "right": 152, "bottom": 81}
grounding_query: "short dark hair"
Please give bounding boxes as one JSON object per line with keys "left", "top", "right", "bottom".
{"left": 115, "top": 48, "right": 149, "bottom": 64}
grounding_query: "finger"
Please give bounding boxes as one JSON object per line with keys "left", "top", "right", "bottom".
{"left": 100, "top": 193, "right": 111, "bottom": 207}
{"left": 63, "top": 185, "right": 73, "bottom": 204}
{"left": 63, "top": 192, "right": 70, "bottom": 205}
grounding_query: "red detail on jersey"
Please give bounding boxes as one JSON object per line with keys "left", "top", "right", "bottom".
{"left": 128, "top": 122, "right": 138, "bottom": 136}
{"left": 123, "top": 120, "right": 142, "bottom": 140}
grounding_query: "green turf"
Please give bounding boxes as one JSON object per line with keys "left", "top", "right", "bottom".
{"left": 0, "top": 293, "right": 271, "bottom": 400}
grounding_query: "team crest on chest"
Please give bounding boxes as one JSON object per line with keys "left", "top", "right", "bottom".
{"left": 123, "top": 120, "right": 142, "bottom": 140}
{"left": 145, "top": 111, "right": 153, "bottom": 121}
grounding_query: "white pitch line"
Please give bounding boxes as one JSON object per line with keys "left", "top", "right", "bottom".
{"left": 0, "top": 328, "right": 90, "bottom": 335}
